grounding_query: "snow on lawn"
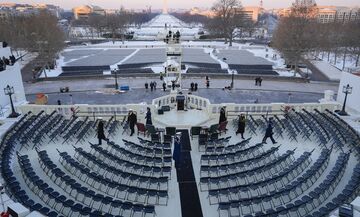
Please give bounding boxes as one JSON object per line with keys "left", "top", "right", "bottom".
{"left": 312, "top": 60, "right": 342, "bottom": 81}
{"left": 45, "top": 40, "right": 298, "bottom": 78}
{"left": 315, "top": 52, "right": 359, "bottom": 72}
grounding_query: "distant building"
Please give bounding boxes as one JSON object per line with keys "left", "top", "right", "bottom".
{"left": 189, "top": 7, "right": 215, "bottom": 17}
{"left": 189, "top": 6, "right": 262, "bottom": 21}
{"left": 275, "top": 5, "right": 360, "bottom": 23}
{"left": 72, "top": 5, "right": 106, "bottom": 20}
{"left": 242, "top": 6, "right": 262, "bottom": 22}
{"left": 0, "top": 3, "right": 62, "bottom": 18}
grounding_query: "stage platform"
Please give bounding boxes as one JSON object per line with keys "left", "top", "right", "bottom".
{"left": 153, "top": 109, "right": 212, "bottom": 128}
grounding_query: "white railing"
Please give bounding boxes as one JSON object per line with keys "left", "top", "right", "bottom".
{"left": 17, "top": 103, "right": 154, "bottom": 121}
{"left": 18, "top": 96, "right": 341, "bottom": 121}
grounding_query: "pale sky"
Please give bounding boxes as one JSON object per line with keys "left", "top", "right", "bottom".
{"left": 6, "top": 0, "right": 360, "bottom": 10}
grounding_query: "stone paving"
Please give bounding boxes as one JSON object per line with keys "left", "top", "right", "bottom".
{"left": 24, "top": 77, "right": 338, "bottom": 95}
{"left": 26, "top": 88, "right": 325, "bottom": 105}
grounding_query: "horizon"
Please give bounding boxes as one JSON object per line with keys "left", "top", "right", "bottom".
{"left": 3, "top": 0, "right": 360, "bottom": 10}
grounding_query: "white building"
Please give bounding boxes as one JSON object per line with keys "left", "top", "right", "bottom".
{"left": 0, "top": 42, "right": 26, "bottom": 117}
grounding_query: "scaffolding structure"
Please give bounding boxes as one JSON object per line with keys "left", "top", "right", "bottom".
{"left": 164, "top": 30, "right": 182, "bottom": 91}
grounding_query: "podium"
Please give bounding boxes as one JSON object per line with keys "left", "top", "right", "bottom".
{"left": 176, "top": 95, "right": 185, "bottom": 111}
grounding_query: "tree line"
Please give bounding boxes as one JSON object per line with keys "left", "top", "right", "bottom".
{"left": 73, "top": 12, "right": 158, "bottom": 41}
{"left": 272, "top": 0, "right": 360, "bottom": 71}
{"left": 0, "top": 11, "right": 65, "bottom": 70}
{"left": 205, "top": 0, "right": 257, "bottom": 46}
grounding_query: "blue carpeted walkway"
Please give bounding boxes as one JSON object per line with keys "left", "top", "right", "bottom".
{"left": 176, "top": 129, "right": 203, "bottom": 217}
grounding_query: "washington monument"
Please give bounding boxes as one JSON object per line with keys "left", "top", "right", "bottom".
{"left": 163, "top": 0, "right": 168, "bottom": 14}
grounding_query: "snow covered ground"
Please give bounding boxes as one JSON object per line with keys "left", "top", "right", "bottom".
{"left": 43, "top": 40, "right": 298, "bottom": 78}
{"left": 312, "top": 60, "right": 342, "bottom": 81}
{"left": 315, "top": 52, "right": 359, "bottom": 72}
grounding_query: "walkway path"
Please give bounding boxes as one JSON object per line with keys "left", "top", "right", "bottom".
{"left": 24, "top": 77, "right": 338, "bottom": 95}
{"left": 25, "top": 89, "right": 326, "bottom": 105}
{"left": 176, "top": 129, "right": 203, "bottom": 217}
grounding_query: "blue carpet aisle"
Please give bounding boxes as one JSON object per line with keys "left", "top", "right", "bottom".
{"left": 176, "top": 129, "right": 204, "bottom": 217}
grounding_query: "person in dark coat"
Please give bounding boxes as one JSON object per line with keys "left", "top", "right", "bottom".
{"left": 9, "top": 55, "right": 15, "bottom": 65}
{"left": 236, "top": 114, "right": 246, "bottom": 139}
{"left": 128, "top": 110, "right": 137, "bottom": 136}
{"left": 171, "top": 80, "right": 175, "bottom": 90}
{"left": 97, "top": 120, "right": 107, "bottom": 145}
{"left": 145, "top": 82, "right": 148, "bottom": 90}
{"left": 262, "top": 117, "right": 277, "bottom": 144}
{"left": 190, "top": 82, "right": 194, "bottom": 91}
{"left": 219, "top": 107, "right": 227, "bottom": 124}
{"left": 173, "top": 133, "right": 182, "bottom": 169}
{"left": 150, "top": 82, "right": 154, "bottom": 91}
{"left": 145, "top": 107, "right": 152, "bottom": 125}
{"left": 194, "top": 83, "right": 198, "bottom": 91}
{"left": 162, "top": 82, "right": 166, "bottom": 91}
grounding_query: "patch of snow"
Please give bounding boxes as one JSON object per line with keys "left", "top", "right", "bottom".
{"left": 312, "top": 60, "right": 342, "bottom": 81}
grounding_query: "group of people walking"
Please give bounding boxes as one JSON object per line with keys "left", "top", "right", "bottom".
{"left": 219, "top": 106, "right": 276, "bottom": 144}
{"left": 0, "top": 55, "right": 16, "bottom": 72}
{"left": 97, "top": 108, "right": 140, "bottom": 145}
{"left": 145, "top": 81, "right": 157, "bottom": 91}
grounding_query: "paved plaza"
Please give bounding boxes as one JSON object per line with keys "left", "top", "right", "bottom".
{"left": 24, "top": 77, "right": 338, "bottom": 105}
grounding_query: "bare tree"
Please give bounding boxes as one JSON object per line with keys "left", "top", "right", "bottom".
{"left": 105, "top": 13, "right": 129, "bottom": 44}
{"left": 345, "top": 21, "right": 360, "bottom": 67}
{"left": 0, "top": 11, "right": 64, "bottom": 67}
{"left": 88, "top": 14, "right": 106, "bottom": 38}
{"left": 208, "top": 0, "right": 244, "bottom": 46}
{"left": 272, "top": 0, "right": 318, "bottom": 74}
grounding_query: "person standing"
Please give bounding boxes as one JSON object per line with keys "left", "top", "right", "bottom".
{"left": 145, "top": 107, "right": 152, "bottom": 125}
{"left": 128, "top": 110, "right": 137, "bottom": 136}
{"left": 259, "top": 77, "right": 263, "bottom": 86}
{"left": 153, "top": 81, "right": 157, "bottom": 90}
{"left": 97, "top": 120, "right": 107, "bottom": 145}
{"left": 171, "top": 80, "right": 175, "bottom": 91}
{"left": 262, "top": 117, "right": 277, "bottom": 144}
{"left": 236, "top": 114, "right": 246, "bottom": 139}
{"left": 173, "top": 132, "right": 182, "bottom": 170}
{"left": 150, "top": 82, "right": 154, "bottom": 91}
{"left": 163, "top": 82, "right": 166, "bottom": 91}
{"left": 219, "top": 106, "right": 227, "bottom": 124}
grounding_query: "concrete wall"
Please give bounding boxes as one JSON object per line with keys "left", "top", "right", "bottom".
{"left": 337, "top": 72, "right": 360, "bottom": 112}
{"left": 0, "top": 44, "right": 26, "bottom": 109}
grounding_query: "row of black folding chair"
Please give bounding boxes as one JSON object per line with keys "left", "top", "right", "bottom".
{"left": 211, "top": 148, "right": 330, "bottom": 207}
{"left": 121, "top": 140, "right": 172, "bottom": 158}
{"left": 91, "top": 142, "right": 172, "bottom": 168}
{"left": 74, "top": 146, "right": 171, "bottom": 183}
{"left": 217, "top": 150, "right": 343, "bottom": 217}
{"left": 200, "top": 146, "right": 282, "bottom": 178}
{"left": 201, "top": 145, "right": 280, "bottom": 167}
{"left": 200, "top": 142, "right": 265, "bottom": 166}
{"left": 75, "top": 120, "right": 95, "bottom": 145}
{"left": 202, "top": 148, "right": 295, "bottom": 180}
{"left": 200, "top": 150, "right": 313, "bottom": 192}
{"left": 19, "top": 152, "right": 150, "bottom": 217}
{"left": 56, "top": 149, "right": 168, "bottom": 207}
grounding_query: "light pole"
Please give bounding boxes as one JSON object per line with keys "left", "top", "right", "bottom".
{"left": 230, "top": 70, "right": 235, "bottom": 89}
{"left": 113, "top": 69, "right": 119, "bottom": 90}
{"left": 4, "top": 85, "right": 20, "bottom": 118}
{"left": 338, "top": 84, "right": 352, "bottom": 116}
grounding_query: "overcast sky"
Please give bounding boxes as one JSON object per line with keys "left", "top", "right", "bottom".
{"left": 6, "top": 0, "right": 360, "bottom": 10}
